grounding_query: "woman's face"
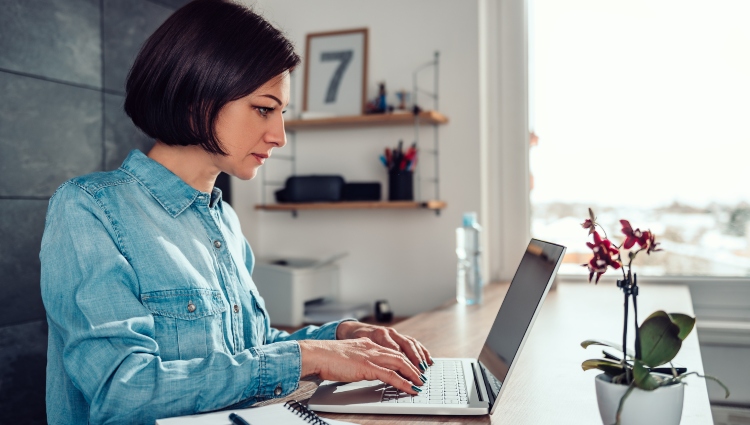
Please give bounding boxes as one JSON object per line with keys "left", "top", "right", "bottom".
{"left": 212, "top": 72, "right": 290, "bottom": 180}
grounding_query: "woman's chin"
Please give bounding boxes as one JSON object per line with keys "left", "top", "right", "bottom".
{"left": 234, "top": 168, "right": 259, "bottom": 181}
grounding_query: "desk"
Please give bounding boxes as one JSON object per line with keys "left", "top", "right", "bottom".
{"left": 279, "top": 282, "right": 713, "bottom": 424}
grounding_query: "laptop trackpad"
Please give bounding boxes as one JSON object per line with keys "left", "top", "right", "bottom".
{"left": 310, "top": 380, "right": 385, "bottom": 405}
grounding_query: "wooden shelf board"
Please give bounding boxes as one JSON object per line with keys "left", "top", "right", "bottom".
{"left": 255, "top": 200, "right": 447, "bottom": 211}
{"left": 284, "top": 110, "right": 448, "bottom": 130}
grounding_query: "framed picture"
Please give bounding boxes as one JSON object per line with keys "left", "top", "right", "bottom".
{"left": 303, "top": 28, "right": 368, "bottom": 116}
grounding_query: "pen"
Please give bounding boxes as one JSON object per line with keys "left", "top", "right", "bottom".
{"left": 229, "top": 412, "right": 252, "bottom": 425}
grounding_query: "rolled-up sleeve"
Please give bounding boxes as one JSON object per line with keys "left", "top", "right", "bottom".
{"left": 248, "top": 341, "right": 300, "bottom": 397}
{"left": 265, "top": 319, "right": 356, "bottom": 344}
{"left": 41, "top": 183, "right": 300, "bottom": 424}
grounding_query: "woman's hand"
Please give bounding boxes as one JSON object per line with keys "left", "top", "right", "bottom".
{"left": 299, "top": 338, "right": 426, "bottom": 395}
{"left": 335, "top": 321, "right": 433, "bottom": 372}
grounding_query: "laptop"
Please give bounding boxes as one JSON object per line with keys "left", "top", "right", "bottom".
{"left": 308, "top": 238, "right": 566, "bottom": 415}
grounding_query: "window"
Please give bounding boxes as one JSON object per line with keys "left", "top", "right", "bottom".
{"left": 530, "top": 0, "right": 750, "bottom": 277}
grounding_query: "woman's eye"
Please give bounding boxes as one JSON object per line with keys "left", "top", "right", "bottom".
{"left": 256, "top": 107, "right": 273, "bottom": 117}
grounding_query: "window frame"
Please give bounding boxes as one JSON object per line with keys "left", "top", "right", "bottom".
{"left": 484, "top": 0, "right": 750, "bottom": 325}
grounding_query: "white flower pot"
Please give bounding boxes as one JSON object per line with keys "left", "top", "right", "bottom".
{"left": 595, "top": 373, "right": 685, "bottom": 425}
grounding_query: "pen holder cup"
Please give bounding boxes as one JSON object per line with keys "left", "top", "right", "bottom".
{"left": 388, "top": 170, "right": 413, "bottom": 201}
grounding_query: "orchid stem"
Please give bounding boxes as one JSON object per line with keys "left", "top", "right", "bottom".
{"left": 622, "top": 285, "right": 630, "bottom": 383}
{"left": 632, "top": 273, "right": 641, "bottom": 360}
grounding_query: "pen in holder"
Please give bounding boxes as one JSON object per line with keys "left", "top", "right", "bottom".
{"left": 388, "top": 170, "right": 413, "bottom": 201}
{"left": 381, "top": 140, "right": 417, "bottom": 201}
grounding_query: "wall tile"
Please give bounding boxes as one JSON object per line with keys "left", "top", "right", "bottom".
{"left": 0, "top": 0, "right": 101, "bottom": 88}
{"left": 0, "top": 72, "right": 102, "bottom": 197}
{"left": 146, "top": 0, "right": 191, "bottom": 9}
{"left": 103, "top": 0, "right": 173, "bottom": 93}
{"left": 104, "top": 93, "right": 155, "bottom": 170}
{"left": 0, "top": 200, "right": 48, "bottom": 327}
{"left": 0, "top": 320, "right": 48, "bottom": 425}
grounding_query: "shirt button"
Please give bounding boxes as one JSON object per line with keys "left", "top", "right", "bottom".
{"left": 213, "top": 240, "right": 222, "bottom": 249}
{"left": 233, "top": 304, "right": 239, "bottom": 313}
{"left": 274, "top": 385, "right": 282, "bottom": 396}
{"left": 187, "top": 301, "right": 196, "bottom": 313}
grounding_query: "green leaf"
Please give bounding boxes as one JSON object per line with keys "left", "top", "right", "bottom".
{"left": 633, "top": 360, "right": 661, "bottom": 390}
{"left": 643, "top": 310, "right": 667, "bottom": 321}
{"left": 639, "top": 311, "right": 682, "bottom": 367}
{"left": 581, "top": 358, "right": 628, "bottom": 376}
{"left": 581, "top": 339, "right": 636, "bottom": 359}
{"left": 668, "top": 313, "right": 696, "bottom": 341}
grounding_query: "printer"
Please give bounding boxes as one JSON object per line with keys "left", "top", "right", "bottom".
{"left": 253, "top": 256, "right": 370, "bottom": 327}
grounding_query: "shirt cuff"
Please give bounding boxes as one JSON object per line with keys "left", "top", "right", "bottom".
{"left": 249, "top": 341, "right": 301, "bottom": 398}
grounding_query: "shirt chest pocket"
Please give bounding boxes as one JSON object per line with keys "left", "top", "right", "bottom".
{"left": 141, "top": 289, "right": 228, "bottom": 361}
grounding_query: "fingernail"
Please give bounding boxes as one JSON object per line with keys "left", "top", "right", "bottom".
{"left": 420, "top": 374, "right": 427, "bottom": 383}
{"left": 418, "top": 362, "right": 425, "bottom": 372}
{"left": 422, "top": 360, "right": 429, "bottom": 369}
{"left": 411, "top": 385, "right": 422, "bottom": 393}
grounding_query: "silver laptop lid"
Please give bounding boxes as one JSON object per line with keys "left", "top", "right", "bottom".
{"left": 478, "top": 239, "right": 565, "bottom": 414}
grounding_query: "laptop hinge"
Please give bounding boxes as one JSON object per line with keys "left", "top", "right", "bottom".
{"left": 470, "top": 362, "right": 484, "bottom": 402}
{"left": 477, "top": 362, "right": 496, "bottom": 408}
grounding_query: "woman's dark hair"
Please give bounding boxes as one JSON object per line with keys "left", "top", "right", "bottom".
{"left": 124, "top": 0, "right": 300, "bottom": 155}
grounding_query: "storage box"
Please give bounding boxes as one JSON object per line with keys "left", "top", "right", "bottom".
{"left": 253, "top": 258, "right": 339, "bottom": 327}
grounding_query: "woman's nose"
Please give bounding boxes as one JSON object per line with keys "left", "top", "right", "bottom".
{"left": 267, "top": 115, "right": 287, "bottom": 148}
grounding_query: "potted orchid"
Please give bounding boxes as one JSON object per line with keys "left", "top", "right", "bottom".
{"left": 579, "top": 209, "right": 729, "bottom": 425}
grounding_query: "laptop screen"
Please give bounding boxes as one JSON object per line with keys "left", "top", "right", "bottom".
{"left": 477, "top": 239, "right": 565, "bottom": 411}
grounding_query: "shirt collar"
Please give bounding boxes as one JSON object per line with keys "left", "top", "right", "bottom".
{"left": 120, "top": 149, "right": 222, "bottom": 217}
{"left": 209, "top": 187, "right": 224, "bottom": 212}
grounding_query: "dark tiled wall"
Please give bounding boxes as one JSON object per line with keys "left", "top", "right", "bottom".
{"left": 0, "top": 0, "right": 193, "bottom": 422}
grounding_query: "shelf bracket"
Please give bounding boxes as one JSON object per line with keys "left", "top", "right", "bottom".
{"left": 413, "top": 51, "right": 441, "bottom": 203}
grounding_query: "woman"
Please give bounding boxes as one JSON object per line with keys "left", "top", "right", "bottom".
{"left": 40, "top": 1, "right": 430, "bottom": 423}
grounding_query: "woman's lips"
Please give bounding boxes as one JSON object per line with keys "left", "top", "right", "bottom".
{"left": 251, "top": 153, "right": 267, "bottom": 164}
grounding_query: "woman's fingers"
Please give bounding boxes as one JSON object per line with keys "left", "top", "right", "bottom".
{"left": 411, "top": 337, "right": 434, "bottom": 366}
{"left": 387, "top": 330, "right": 433, "bottom": 370}
{"left": 369, "top": 328, "right": 428, "bottom": 374}
{"left": 371, "top": 365, "right": 421, "bottom": 395}
{"left": 370, "top": 327, "right": 401, "bottom": 351}
{"left": 343, "top": 323, "right": 434, "bottom": 367}
{"left": 390, "top": 332, "right": 426, "bottom": 370}
{"left": 377, "top": 348, "right": 423, "bottom": 385}
{"left": 299, "top": 334, "right": 431, "bottom": 396}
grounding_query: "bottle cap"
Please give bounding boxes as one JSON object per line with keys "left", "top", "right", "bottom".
{"left": 462, "top": 212, "right": 477, "bottom": 227}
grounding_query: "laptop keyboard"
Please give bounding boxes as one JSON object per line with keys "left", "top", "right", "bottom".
{"left": 380, "top": 360, "right": 468, "bottom": 404}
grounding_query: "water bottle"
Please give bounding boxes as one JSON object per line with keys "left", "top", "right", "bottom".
{"left": 456, "top": 212, "right": 483, "bottom": 305}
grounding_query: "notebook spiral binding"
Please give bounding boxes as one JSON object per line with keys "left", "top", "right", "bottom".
{"left": 283, "top": 400, "right": 329, "bottom": 425}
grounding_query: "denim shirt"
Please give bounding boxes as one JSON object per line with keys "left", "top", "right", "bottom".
{"left": 40, "top": 150, "right": 346, "bottom": 425}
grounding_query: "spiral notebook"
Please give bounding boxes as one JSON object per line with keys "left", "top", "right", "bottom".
{"left": 155, "top": 400, "right": 357, "bottom": 425}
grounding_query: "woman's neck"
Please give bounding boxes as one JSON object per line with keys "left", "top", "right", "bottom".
{"left": 147, "top": 142, "right": 220, "bottom": 193}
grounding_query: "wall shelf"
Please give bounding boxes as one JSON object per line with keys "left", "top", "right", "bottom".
{"left": 284, "top": 110, "right": 448, "bottom": 130}
{"left": 258, "top": 52, "right": 445, "bottom": 217}
{"left": 256, "top": 200, "right": 447, "bottom": 214}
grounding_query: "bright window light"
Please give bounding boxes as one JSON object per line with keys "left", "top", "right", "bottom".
{"left": 530, "top": 0, "right": 750, "bottom": 277}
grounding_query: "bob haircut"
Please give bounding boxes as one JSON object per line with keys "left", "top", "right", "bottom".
{"left": 125, "top": 0, "right": 300, "bottom": 155}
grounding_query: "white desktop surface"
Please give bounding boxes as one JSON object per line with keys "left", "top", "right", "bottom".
{"left": 313, "top": 281, "right": 713, "bottom": 424}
